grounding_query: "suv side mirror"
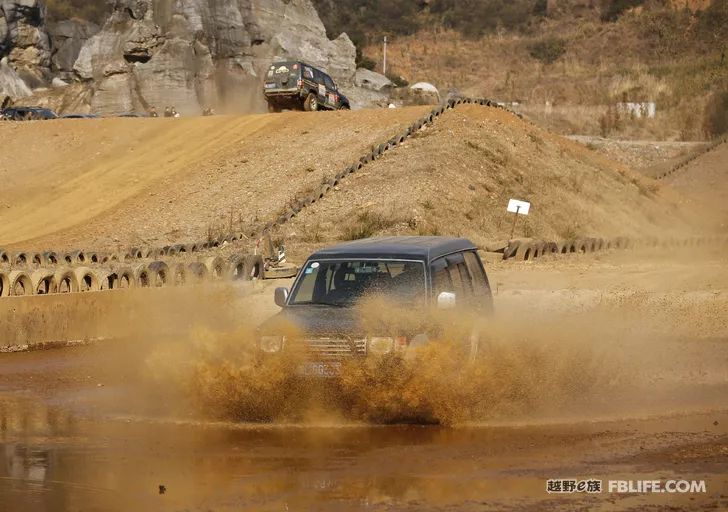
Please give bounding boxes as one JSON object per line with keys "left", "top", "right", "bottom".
{"left": 274, "top": 287, "right": 289, "bottom": 308}
{"left": 437, "top": 291, "right": 456, "bottom": 309}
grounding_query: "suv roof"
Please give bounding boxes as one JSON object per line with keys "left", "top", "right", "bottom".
{"left": 309, "top": 236, "right": 478, "bottom": 263}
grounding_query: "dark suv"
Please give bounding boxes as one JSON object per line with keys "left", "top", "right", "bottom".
{"left": 263, "top": 61, "right": 351, "bottom": 112}
{"left": 1, "top": 107, "right": 58, "bottom": 121}
{"left": 258, "top": 237, "right": 493, "bottom": 376}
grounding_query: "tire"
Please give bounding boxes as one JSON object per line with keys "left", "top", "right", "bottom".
{"left": 74, "top": 267, "right": 101, "bottom": 292}
{"left": 54, "top": 268, "right": 80, "bottom": 293}
{"left": 8, "top": 270, "right": 32, "bottom": 296}
{"left": 304, "top": 93, "right": 318, "bottom": 112}
{"left": 31, "top": 269, "right": 56, "bottom": 295}
{"left": 0, "top": 271, "right": 9, "bottom": 297}
{"left": 205, "top": 257, "right": 227, "bottom": 280}
{"left": 267, "top": 103, "right": 280, "bottom": 113}
{"left": 228, "top": 255, "right": 247, "bottom": 281}
{"left": 147, "top": 261, "right": 170, "bottom": 287}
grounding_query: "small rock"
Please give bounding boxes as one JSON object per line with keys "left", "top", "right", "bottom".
{"left": 159, "top": 485, "right": 166, "bottom": 495}
{"left": 714, "top": 420, "right": 719, "bottom": 426}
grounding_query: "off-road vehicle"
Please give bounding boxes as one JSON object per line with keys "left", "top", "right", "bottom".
{"left": 263, "top": 60, "right": 351, "bottom": 113}
{"left": 258, "top": 236, "right": 493, "bottom": 376}
{"left": 1, "top": 106, "right": 58, "bottom": 121}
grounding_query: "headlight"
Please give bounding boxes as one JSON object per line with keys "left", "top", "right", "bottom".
{"left": 368, "top": 337, "right": 394, "bottom": 355}
{"left": 260, "top": 335, "right": 285, "bottom": 353}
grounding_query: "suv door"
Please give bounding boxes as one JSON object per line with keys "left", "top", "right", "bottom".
{"left": 313, "top": 69, "right": 327, "bottom": 104}
{"left": 322, "top": 74, "right": 337, "bottom": 109}
{"left": 431, "top": 251, "right": 491, "bottom": 310}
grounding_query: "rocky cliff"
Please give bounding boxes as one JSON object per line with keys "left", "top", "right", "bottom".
{"left": 0, "top": 0, "right": 51, "bottom": 87}
{"left": 1, "top": 0, "right": 379, "bottom": 114}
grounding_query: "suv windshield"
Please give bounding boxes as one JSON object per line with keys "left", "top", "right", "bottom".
{"left": 289, "top": 259, "right": 426, "bottom": 307}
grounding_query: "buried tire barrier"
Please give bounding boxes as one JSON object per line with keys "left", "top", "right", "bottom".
{"left": 31, "top": 269, "right": 56, "bottom": 295}
{"left": 171, "top": 263, "right": 187, "bottom": 286}
{"left": 133, "top": 264, "right": 152, "bottom": 288}
{"left": 147, "top": 261, "right": 170, "bottom": 287}
{"left": 8, "top": 270, "right": 33, "bottom": 296}
{"left": 74, "top": 267, "right": 101, "bottom": 292}
{"left": 114, "top": 267, "right": 135, "bottom": 289}
{"left": 0, "top": 272, "right": 9, "bottom": 297}
{"left": 54, "top": 268, "right": 80, "bottom": 293}
{"left": 187, "top": 262, "right": 209, "bottom": 282}
{"left": 204, "top": 256, "right": 227, "bottom": 280}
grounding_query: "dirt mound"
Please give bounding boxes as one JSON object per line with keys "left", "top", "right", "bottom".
{"left": 0, "top": 107, "right": 430, "bottom": 250}
{"left": 0, "top": 104, "right": 705, "bottom": 257}
{"left": 272, "top": 105, "right": 699, "bottom": 258}
{"left": 663, "top": 140, "right": 728, "bottom": 229}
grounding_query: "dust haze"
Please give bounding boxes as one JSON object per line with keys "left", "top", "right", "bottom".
{"left": 107, "top": 249, "right": 728, "bottom": 427}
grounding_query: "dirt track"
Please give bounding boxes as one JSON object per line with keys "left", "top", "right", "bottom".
{"left": 0, "top": 108, "right": 430, "bottom": 251}
{"left": 1, "top": 250, "right": 726, "bottom": 511}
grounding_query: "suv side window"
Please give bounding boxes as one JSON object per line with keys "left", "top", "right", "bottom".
{"left": 431, "top": 253, "right": 473, "bottom": 299}
{"left": 323, "top": 74, "right": 335, "bottom": 90}
{"left": 464, "top": 251, "right": 490, "bottom": 298}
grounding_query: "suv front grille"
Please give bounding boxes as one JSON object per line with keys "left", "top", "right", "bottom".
{"left": 303, "top": 337, "right": 367, "bottom": 360}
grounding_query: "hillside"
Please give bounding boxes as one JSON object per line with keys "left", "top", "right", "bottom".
{"left": 0, "top": 105, "right": 703, "bottom": 258}
{"left": 664, "top": 141, "right": 728, "bottom": 228}
{"left": 0, "top": 107, "right": 431, "bottom": 250}
{"left": 342, "top": 1, "right": 727, "bottom": 141}
{"left": 268, "top": 105, "right": 700, "bottom": 259}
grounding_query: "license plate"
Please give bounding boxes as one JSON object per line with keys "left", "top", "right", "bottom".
{"left": 299, "top": 362, "right": 341, "bottom": 377}
{"left": 265, "top": 83, "right": 276, "bottom": 89}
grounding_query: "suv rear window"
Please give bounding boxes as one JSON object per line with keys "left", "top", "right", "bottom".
{"left": 267, "top": 63, "right": 300, "bottom": 81}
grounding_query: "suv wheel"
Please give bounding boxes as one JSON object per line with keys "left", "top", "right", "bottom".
{"left": 267, "top": 103, "right": 280, "bottom": 113}
{"left": 304, "top": 93, "right": 318, "bottom": 112}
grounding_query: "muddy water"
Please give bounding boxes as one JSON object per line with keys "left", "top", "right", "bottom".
{"left": 1, "top": 390, "right": 727, "bottom": 512}
{"left": 2, "top": 253, "right": 728, "bottom": 510}
{"left": 1, "top": 340, "right": 727, "bottom": 512}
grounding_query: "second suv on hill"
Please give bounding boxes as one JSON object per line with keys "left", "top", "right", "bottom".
{"left": 1, "top": 106, "right": 58, "bottom": 121}
{"left": 263, "top": 60, "right": 351, "bottom": 112}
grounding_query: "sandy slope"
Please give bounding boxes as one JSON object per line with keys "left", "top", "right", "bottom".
{"left": 0, "top": 105, "right": 705, "bottom": 254}
{"left": 663, "top": 141, "right": 728, "bottom": 229}
{"left": 0, "top": 107, "right": 431, "bottom": 250}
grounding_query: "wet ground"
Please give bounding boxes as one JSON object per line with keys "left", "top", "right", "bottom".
{"left": 2, "top": 252, "right": 728, "bottom": 511}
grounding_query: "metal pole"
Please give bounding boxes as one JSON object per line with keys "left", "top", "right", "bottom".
{"left": 383, "top": 36, "right": 388, "bottom": 76}
{"left": 510, "top": 205, "right": 520, "bottom": 239}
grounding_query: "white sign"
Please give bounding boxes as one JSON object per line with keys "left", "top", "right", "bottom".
{"left": 507, "top": 199, "right": 531, "bottom": 215}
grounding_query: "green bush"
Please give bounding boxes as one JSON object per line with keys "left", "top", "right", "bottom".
{"left": 528, "top": 37, "right": 567, "bottom": 64}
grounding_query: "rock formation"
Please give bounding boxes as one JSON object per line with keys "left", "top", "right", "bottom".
{"left": 68, "top": 0, "right": 358, "bottom": 115}
{"left": 0, "top": 0, "right": 51, "bottom": 88}
{"left": 1, "top": 0, "right": 387, "bottom": 114}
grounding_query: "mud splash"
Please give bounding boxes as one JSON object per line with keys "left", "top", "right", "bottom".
{"left": 145, "top": 298, "right": 638, "bottom": 425}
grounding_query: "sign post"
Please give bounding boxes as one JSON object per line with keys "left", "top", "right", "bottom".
{"left": 506, "top": 199, "right": 531, "bottom": 239}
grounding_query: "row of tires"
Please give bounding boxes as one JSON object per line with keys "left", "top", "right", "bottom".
{"left": 261, "top": 97, "right": 516, "bottom": 234}
{"left": 656, "top": 136, "right": 727, "bottom": 181}
{"left": 0, "top": 97, "right": 515, "bottom": 274}
{"left": 0, "top": 237, "right": 247, "bottom": 270}
{"left": 0, "top": 254, "right": 264, "bottom": 298}
{"left": 503, "top": 236, "right": 727, "bottom": 261}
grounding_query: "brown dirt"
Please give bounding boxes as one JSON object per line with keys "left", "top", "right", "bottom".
{"left": 0, "top": 107, "right": 431, "bottom": 251}
{"left": 273, "top": 105, "right": 702, "bottom": 260}
{"left": 663, "top": 141, "right": 728, "bottom": 229}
